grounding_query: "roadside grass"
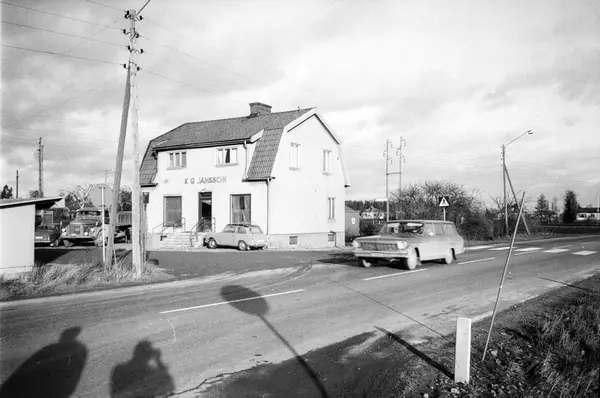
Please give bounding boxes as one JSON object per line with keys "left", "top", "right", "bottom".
{"left": 397, "top": 274, "right": 600, "bottom": 397}
{"left": 0, "top": 257, "right": 174, "bottom": 301}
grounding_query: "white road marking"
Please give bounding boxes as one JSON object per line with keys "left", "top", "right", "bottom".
{"left": 543, "top": 248, "right": 570, "bottom": 254}
{"left": 362, "top": 269, "right": 427, "bottom": 281}
{"left": 515, "top": 247, "right": 542, "bottom": 252}
{"left": 458, "top": 257, "right": 496, "bottom": 265}
{"left": 159, "top": 289, "right": 306, "bottom": 314}
{"left": 465, "top": 245, "right": 496, "bottom": 251}
{"left": 573, "top": 251, "right": 598, "bottom": 256}
{"left": 489, "top": 247, "right": 512, "bottom": 251}
{"left": 555, "top": 244, "right": 572, "bottom": 249}
{"left": 515, "top": 251, "right": 540, "bottom": 256}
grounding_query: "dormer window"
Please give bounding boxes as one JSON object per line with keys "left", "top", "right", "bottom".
{"left": 169, "top": 151, "right": 187, "bottom": 169}
{"left": 217, "top": 147, "right": 238, "bottom": 165}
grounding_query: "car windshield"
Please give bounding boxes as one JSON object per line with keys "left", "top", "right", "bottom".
{"left": 378, "top": 222, "right": 424, "bottom": 235}
{"left": 250, "top": 226, "right": 263, "bottom": 234}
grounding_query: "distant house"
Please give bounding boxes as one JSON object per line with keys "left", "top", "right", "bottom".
{"left": 576, "top": 207, "right": 600, "bottom": 221}
{"left": 345, "top": 206, "right": 360, "bottom": 239}
{"left": 360, "top": 206, "right": 386, "bottom": 220}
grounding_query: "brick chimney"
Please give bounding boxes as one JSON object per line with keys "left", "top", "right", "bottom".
{"left": 249, "top": 102, "right": 272, "bottom": 117}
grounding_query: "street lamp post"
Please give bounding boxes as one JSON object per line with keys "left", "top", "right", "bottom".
{"left": 502, "top": 130, "right": 533, "bottom": 235}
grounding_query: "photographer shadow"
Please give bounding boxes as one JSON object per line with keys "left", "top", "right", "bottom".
{"left": 110, "top": 340, "right": 174, "bottom": 398}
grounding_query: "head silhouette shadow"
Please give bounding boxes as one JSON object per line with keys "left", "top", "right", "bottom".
{"left": 110, "top": 340, "right": 175, "bottom": 398}
{"left": 0, "top": 326, "right": 88, "bottom": 398}
{"left": 220, "top": 285, "right": 329, "bottom": 398}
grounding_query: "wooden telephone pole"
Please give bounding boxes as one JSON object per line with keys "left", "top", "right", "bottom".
{"left": 37, "top": 137, "right": 44, "bottom": 197}
{"left": 107, "top": 2, "right": 149, "bottom": 275}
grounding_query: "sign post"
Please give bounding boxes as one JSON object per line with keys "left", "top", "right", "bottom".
{"left": 438, "top": 196, "right": 450, "bottom": 221}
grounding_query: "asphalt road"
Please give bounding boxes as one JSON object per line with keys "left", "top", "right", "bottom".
{"left": 2, "top": 235, "right": 599, "bottom": 397}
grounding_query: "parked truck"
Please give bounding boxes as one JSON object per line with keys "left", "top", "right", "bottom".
{"left": 60, "top": 207, "right": 131, "bottom": 247}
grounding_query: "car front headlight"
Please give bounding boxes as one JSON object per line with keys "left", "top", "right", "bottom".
{"left": 397, "top": 241, "right": 408, "bottom": 249}
{"left": 352, "top": 240, "right": 361, "bottom": 248}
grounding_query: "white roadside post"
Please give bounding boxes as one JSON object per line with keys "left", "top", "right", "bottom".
{"left": 455, "top": 317, "right": 472, "bottom": 383}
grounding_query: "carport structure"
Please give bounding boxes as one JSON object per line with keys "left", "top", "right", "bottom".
{"left": 0, "top": 197, "right": 62, "bottom": 277}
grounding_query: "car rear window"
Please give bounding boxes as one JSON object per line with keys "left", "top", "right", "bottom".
{"left": 442, "top": 223, "right": 457, "bottom": 235}
{"left": 250, "top": 226, "right": 264, "bottom": 234}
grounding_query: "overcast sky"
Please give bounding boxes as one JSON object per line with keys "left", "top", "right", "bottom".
{"left": 1, "top": 0, "right": 599, "bottom": 209}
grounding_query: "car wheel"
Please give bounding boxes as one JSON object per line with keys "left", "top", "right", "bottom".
{"left": 443, "top": 249, "right": 454, "bottom": 265}
{"left": 238, "top": 240, "right": 248, "bottom": 251}
{"left": 207, "top": 239, "right": 217, "bottom": 249}
{"left": 63, "top": 239, "right": 73, "bottom": 248}
{"left": 50, "top": 238, "right": 60, "bottom": 247}
{"left": 403, "top": 249, "right": 418, "bottom": 270}
{"left": 359, "top": 258, "right": 376, "bottom": 268}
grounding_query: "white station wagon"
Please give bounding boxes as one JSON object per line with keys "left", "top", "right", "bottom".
{"left": 352, "top": 220, "right": 465, "bottom": 270}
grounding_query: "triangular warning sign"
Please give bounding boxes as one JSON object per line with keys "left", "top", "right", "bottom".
{"left": 439, "top": 197, "right": 450, "bottom": 207}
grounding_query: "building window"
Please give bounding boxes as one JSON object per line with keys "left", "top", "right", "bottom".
{"left": 328, "top": 233, "right": 335, "bottom": 242}
{"left": 217, "top": 147, "right": 238, "bottom": 165}
{"left": 328, "top": 197, "right": 335, "bottom": 220}
{"left": 169, "top": 151, "right": 187, "bottom": 168}
{"left": 231, "top": 194, "right": 251, "bottom": 223}
{"left": 290, "top": 143, "right": 300, "bottom": 169}
{"left": 289, "top": 236, "right": 298, "bottom": 245}
{"left": 323, "top": 150, "right": 331, "bottom": 173}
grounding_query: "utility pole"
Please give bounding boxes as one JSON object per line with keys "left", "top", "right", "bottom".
{"left": 15, "top": 170, "right": 19, "bottom": 198}
{"left": 107, "top": 2, "right": 149, "bottom": 273}
{"left": 384, "top": 139, "right": 392, "bottom": 222}
{"left": 502, "top": 145, "right": 508, "bottom": 236}
{"left": 37, "top": 137, "right": 44, "bottom": 197}
{"left": 384, "top": 138, "right": 405, "bottom": 221}
{"left": 396, "top": 137, "right": 406, "bottom": 219}
{"left": 504, "top": 166, "right": 531, "bottom": 235}
{"left": 103, "top": 169, "right": 114, "bottom": 184}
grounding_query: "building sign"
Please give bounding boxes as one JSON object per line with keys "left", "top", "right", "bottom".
{"left": 185, "top": 176, "right": 227, "bottom": 184}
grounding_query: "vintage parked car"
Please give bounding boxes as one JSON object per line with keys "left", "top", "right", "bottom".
{"left": 352, "top": 220, "right": 465, "bottom": 270}
{"left": 204, "top": 223, "right": 268, "bottom": 251}
{"left": 34, "top": 223, "right": 62, "bottom": 247}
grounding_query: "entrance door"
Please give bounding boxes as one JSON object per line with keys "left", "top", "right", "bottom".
{"left": 164, "top": 196, "right": 182, "bottom": 228}
{"left": 198, "top": 192, "right": 212, "bottom": 232}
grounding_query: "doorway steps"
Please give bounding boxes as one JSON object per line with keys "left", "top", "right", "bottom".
{"left": 159, "top": 231, "right": 207, "bottom": 250}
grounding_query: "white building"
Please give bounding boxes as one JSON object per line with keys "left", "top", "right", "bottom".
{"left": 141, "top": 103, "right": 351, "bottom": 249}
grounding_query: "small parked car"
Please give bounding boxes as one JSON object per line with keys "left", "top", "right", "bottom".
{"left": 35, "top": 223, "right": 62, "bottom": 247}
{"left": 204, "top": 223, "right": 268, "bottom": 251}
{"left": 352, "top": 220, "right": 465, "bottom": 270}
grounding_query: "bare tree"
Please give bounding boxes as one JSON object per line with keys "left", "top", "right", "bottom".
{"left": 57, "top": 184, "right": 96, "bottom": 209}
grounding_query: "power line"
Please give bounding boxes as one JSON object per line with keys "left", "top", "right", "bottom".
{"left": 4, "top": 73, "right": 122, "bottom": 129}
{"left": 143, "top": 68, "right": 245, "bottom": 105}
{"left": 1, "top": 1, "right": 121, "bottom": 30}
{"left": 1, "top": 18, "right": 121, "bottom": 93}
{"left": 83, "top": 0, "right": 124, "bottom": 12}
{"left": 140, "top": 33, "right": 263, "bottom": 88}
{"left": 2, "top": 20, "right": 123, "bottom": 47}
{"left": 1, "top": 44, "right": 118, "bottom": 65}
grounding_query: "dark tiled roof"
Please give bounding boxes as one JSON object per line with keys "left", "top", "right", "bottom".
{"left": 246, "top": 128, "right": 284, "bottom": 180}
{"left": 141, "top": 108, "right": 312, "bottom": 185}
{"left": 578, "top": 207, "right": 599, "bottom": 213}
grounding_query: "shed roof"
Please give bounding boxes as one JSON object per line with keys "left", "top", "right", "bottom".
{"left": 0, "top": 197, "right": 63, "bottom": 210}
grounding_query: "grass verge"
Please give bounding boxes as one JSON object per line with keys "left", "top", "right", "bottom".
{"left": 0, "top": 257, "right": 174, "bottom": 301}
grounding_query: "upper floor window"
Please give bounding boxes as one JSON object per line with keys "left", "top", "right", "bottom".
{"left": 323, "top": 149, "right": 331, "bottom": 173}
{"left": 290, "top": 143, "right": 300, "bottom": 169}
{"left": 217, "top": 147, "right": 238, "bottom": 165}
{"left": 169, "top": 151, "right": 187, "bottom": 168}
